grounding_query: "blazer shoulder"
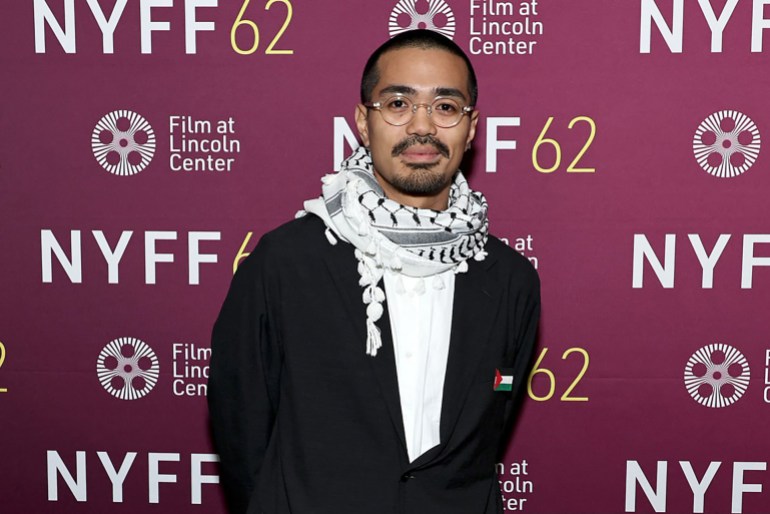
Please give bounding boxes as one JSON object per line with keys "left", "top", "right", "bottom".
{"left": 485, "top": 234, "right": 540, "bottom": 289}
{"left": 259, "top": 214, "right": 328, "bottom": 250}
{"left": 237, "top": 215, "right": 329, "bottom": 271}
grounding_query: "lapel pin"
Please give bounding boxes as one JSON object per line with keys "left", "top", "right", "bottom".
{"left": 494, "top": 368, "right": 514, "bottom": 392}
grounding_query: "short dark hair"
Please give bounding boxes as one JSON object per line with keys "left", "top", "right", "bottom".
{"left": 360, "top": 29, "right": 478, "bottom": 106}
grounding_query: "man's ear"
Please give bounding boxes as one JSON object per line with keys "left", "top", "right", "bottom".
{"left": 465, "top": 110, "right": 479, "bottom": 150}
{"left": 355, "top": 104, "right": 370, "bottom": 147}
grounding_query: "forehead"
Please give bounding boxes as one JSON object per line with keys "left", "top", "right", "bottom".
{"left": 372, "top": 47, "right": 471, "bottom": 100}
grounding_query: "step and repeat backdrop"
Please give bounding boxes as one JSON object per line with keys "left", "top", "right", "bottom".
{"left": 2, "top": 1, "right": 770, "bottom": 513}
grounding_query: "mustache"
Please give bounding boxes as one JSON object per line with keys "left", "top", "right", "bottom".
{"left": 391, "top": 135, "right": 450, "bottom": 158}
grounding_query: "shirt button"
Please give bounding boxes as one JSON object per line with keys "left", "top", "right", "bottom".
{"left": 405, "top": 352, "right": 413, "bottom": 359}
{"left": 400, "top": 473, "right": 415, "bottom": 482}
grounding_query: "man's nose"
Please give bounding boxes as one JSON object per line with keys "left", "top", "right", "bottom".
{"left": 406, "top": 103, "right": 438, "bottom": 136}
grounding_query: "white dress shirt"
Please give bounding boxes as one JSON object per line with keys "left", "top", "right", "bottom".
{"left": 382, "top": 269, "right": 455, "bottom": 462}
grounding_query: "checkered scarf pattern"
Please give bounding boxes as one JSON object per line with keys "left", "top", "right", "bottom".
{"left": 301, "top": 146, "right": 489, "bottom": 356}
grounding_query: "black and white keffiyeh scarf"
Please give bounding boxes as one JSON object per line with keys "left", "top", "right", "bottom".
{"left": 300, "top": 146, "right": 489, "bottom": 357}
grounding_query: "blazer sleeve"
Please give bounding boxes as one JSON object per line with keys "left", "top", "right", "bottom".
{"left": 208, "top": 236, "right": 283, "bottom": 514}
{"left": 499, "top": 263, "right": 540, "bottom": 452}
{"left": 510, "top": 266, "right": 540, "bottom": 400}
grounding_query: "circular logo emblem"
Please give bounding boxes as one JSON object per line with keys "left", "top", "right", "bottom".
{"left": 684, "top": 343, "right": 750, "bottom": 408}
{"left": 91, "top": 110, "right": 156, "bottom": 176}
{"left": 389, "top": 0, "right": 456, "bottom": 39}
{"left": 97, "top": 337, "right": 160, "bottom": 400}
{"left": 693, "top": 110, "right": 760, "bottom": 178}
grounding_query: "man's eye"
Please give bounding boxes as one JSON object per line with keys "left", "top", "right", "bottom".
{"left": 434, "top": 102, "right": 459, "bottom": 114}
{"left": 385, "top": 99, "right": 409, "bottom": 111}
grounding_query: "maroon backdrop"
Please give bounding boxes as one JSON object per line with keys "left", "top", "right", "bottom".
{"left": 2, "top": 1, "right": 770, "bottom": 512}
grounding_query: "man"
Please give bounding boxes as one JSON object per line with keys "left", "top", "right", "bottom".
{"left": 208, "top": 29, "right": 539, "bottom": 514}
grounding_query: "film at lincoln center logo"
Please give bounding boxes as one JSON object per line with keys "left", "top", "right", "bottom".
{"left": 389, "top": 0, "right": 456, "bottom": 39}
{"left": 97, "top": 337, "right": 160, "bottom": 400}
{"left": 91, "top": 110, "right": 156, "bottom": 176}
{"left": 684, "top": 343, "right": 750, "bottom": 408}
{"left": 692, "top": 110, "right": 760, "bottom": 178}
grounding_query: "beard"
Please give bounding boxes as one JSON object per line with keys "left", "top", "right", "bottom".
{"left": 388, "top": 135, "right": 453, "bottom": 196}
{"left": 387, "top": 165, "right": 454, "bottom": 197}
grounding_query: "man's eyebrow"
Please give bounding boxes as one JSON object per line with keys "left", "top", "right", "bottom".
{"left": 375, "top": 85, "right": 469, "bottom": 103}
{"left": 377, "top": 85, "right": 418, "bottom": 97}
{"left": 434, "top": 87, "right": 468, "bottom": 102}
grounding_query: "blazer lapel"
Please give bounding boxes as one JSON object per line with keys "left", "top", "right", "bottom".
{"left": 438, "top": 253, "right": 500, "bottom": 445}
{"left": 323, "top": 245, "right": 408, "bottom": 452}
{"left": 370, "top": 302, "right": 408, "bottom": 450}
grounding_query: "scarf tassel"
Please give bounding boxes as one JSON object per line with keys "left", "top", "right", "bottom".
{"left": 389, "top": 254, "right": 403, "bottom": 271}
{"left": 366, "top": 301, "right": 383, "bottom": 321}
{"left": 363, "top": 286, "right": 385, "bottom": 304}
{"left": 324, "top": 228, "right": 338, "bottom": 245}
{"left": 366, "top": 319, "right": 382, "bottom": 357}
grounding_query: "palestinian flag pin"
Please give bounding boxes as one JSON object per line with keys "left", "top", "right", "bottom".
{"left": 494, "top": 369, "right": 514, "bottom": 392}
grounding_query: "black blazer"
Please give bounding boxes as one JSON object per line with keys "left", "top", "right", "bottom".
{"left": 208, "top": 215, "right": 540, "bottom": 514}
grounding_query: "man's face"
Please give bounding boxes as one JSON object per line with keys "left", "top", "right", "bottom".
{"left": 355, "top": 47, "right": 479, "bottom": 209}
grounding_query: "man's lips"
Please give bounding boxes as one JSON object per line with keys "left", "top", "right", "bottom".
{"left": 399, "top": 146, "right": 442, "bottom": 162}
{"left": 391, "top": 136, "right": 450, "bottom": 159}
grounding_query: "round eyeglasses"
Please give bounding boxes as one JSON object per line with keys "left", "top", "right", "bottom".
{"left": 364, "top": 95, "right": 474, "bottom": 128}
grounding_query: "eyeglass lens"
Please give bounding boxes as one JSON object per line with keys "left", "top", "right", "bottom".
{"left": 378, "top": 96, "right": 466, "bottom": 127}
